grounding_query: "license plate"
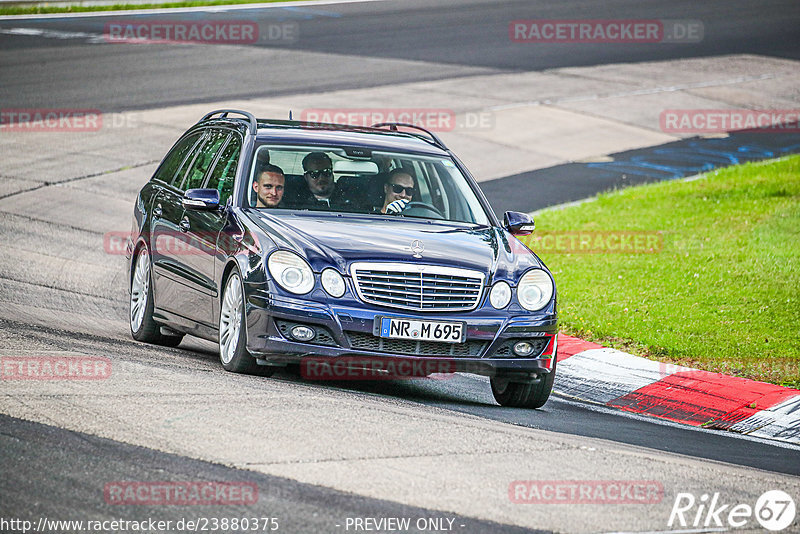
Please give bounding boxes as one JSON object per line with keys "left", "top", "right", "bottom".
{"left": 376, "top": 317, "right": 465, "bottom": 343}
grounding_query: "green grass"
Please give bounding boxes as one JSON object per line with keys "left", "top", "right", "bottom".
{"left": 522, "top": 155, "right": 800, "bottom": 389}
{"left": 0, "top": 0, "right": 300, "bottom": 16}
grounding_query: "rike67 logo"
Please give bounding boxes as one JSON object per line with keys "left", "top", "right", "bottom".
{"left": 669, "top": 490, "right": 796, "bottom": 531}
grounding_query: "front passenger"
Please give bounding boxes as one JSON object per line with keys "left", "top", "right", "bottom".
{"left": 252, "top": 164, "right": 285, "bottom": 208}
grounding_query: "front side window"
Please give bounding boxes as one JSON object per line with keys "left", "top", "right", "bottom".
{"left": 180, "top": 130, "right": 229, "bottom": 191}
{"left": 207, "top": 135, "right": 242, "bottom": 206}
{"left": 152, "top": 131, "right": 203, "bottom": 188}
{"left": 248, "top": 144, "right": 490, "bottom": 225}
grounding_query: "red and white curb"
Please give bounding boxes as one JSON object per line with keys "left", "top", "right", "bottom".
{"left": 555, "top": 335, "right": 800, "bottom": 445}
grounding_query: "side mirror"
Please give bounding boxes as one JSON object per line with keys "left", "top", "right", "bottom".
{"left": 504, "top": 211, "right": 535, "bottom": 236}
{"left": 183, "top": 188, "right": 220, "bottom": 211}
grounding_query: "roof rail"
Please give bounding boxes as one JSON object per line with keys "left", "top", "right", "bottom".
{"left": 370, "top": 122, "right": 448, "bottom": 151}
{"left": 201, "top": 109, "right": 258, "bottom": 134}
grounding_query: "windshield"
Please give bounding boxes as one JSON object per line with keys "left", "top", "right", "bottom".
{"left": 248, "top": 144, "right": 491, "bottom": 225}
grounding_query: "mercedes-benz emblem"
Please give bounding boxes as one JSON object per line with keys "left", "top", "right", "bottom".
{"left": 410, "top": 239, "right": 424, "bottom": 258}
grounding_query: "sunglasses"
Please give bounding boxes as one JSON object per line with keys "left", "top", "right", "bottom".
{"left": 389, "top": 183, "right": 415, "bottom": 195}
{"left": 306, "top": 168, "right": 333, "bottom": 179}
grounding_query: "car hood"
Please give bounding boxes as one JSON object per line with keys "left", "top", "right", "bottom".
{"left": 245, "top": 210, "right": 542, "bottom": 282}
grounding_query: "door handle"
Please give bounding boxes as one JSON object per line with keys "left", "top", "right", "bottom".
{"left": 153, "top": 205, "right": 163, "bottom": 218}
{"left": 179, "top": 217, "right": 190, "bottom": 233}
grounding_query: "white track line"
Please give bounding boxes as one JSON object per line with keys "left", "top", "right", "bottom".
{"left": 0, "top": 0, "right": 388, "bottom": 21}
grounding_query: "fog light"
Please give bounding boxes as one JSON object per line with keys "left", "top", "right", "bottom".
{"left": 291, "top": 325, "right": 315, "bottom": 342}
{"left": 513, "top": 341, "right": 534, "bottom": 356}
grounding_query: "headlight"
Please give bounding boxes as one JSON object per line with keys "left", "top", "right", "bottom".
{"left": 517, "top": 269, "right": 554, "bottom": 311}
{"left": 489, "top": 281, "right": 512, "bottom": 309}
{"left": 321, "top": 268, "right": 346, "bottom": 298}
{"left": 267, "top": 251, "right": 315, "bottom": 295}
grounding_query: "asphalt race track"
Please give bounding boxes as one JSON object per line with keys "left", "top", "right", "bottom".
{"left": 2, "top": 1, "right": 800, "bottom": 533}
{"left": 2, "top": 0, "right": 800, "bottom": 110}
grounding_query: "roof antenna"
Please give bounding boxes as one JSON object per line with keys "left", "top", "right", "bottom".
{"left": 289, "top": 110, "right": 293, "bottom": 120}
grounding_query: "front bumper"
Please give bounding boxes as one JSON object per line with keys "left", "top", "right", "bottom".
{"left": 244, "top": 285, "right": 557, "bottom": 380}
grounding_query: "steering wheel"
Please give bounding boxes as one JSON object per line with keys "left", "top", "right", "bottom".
{"left": 401, "top": 201, "right": 445, "bottom": 219}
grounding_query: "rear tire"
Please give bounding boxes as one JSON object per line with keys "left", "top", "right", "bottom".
{"left": 490, "top": 359, "right": 556, "bottom": 409}
{"left": 219, "top": 270, "right": 274, "bottom": 376}
{"left": 130, "top": 245, "right": 184, "bottom": 347}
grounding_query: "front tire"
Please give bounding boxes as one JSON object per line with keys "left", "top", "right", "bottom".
{"left": 219, "top": 270, "right": 274, "bottom": 376}
{"left": 130, "top": 245, "right": 184, "bottom": 347}
{"left": 490, "top": 360, "right": 556, "bottom": 409}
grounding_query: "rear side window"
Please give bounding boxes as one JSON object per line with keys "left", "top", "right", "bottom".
{"left": 206, "top": 135, "right": 242, "bottom": 206}
{"left": 181, "top": 130, "right": 229, "bottom": 191}
{"left": 152, "top": 132, "right": 202, "bottom": 187}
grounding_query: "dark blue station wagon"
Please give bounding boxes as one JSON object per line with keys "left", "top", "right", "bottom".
{"left": 126, "top": 110, "right": 558, "bottom": 408}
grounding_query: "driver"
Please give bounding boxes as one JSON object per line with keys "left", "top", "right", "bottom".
{"left": 381, "top": 169, "right": 416, "bottom": 214}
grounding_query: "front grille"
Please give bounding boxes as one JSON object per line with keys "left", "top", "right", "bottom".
{"left": 350, "top": 262, "right": 484, "bottom": 312}
{"left": 492, "top": 337, "right": 550, "bottom": 358}
{"left": 346, "top": 331, "right": 486, "bottom": 357}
